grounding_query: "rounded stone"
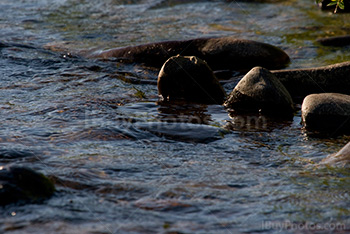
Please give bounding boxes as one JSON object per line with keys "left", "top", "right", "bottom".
{"left": 157, "top": 55, "right": 226, "bottom": 104}
{"left": 301, "top": 93, "right": 350, "bottom": 134}
{"left": 0, "top": 166, "right": 55, "bottom": 206}
{"left": 224, "top": 67, "right": 294, "bottom": 116}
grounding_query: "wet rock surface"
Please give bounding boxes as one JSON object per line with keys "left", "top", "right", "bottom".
{"left": 0, "top": 166, "right": 55, "bottom": 206}
{"left": 224, "top": 67, "right": 294, "bottom": 116}
{"left": 157, "top": 55, "right": 226, "bottom": 103}
{"left": 93, "top": 36, "right": 290, "bottom": 71}
{"left": 272, "top": 62, "right": 350, "bottom": 102}
{"left": 317, "top": 35, "right": 350, "bottom": 47}
{"left": 301, "top": 93, "right": 350, "bottom": 134}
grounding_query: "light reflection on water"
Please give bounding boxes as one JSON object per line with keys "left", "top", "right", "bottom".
{"left": 1, "top": 0, "right": 350, "bottom": 233}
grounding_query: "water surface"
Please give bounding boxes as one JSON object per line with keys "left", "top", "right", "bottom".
{"left": 1, "top": 0, "right": 350, "bottom": 233}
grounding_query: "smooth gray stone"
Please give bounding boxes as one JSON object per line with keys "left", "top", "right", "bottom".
{"left": 301, "top": 93, "right": 350, "bottom": 134}
{"left": 91, "top": 36, "right": 290, "bottom": 71}
{"left": 224, "top": 67, "right": 294, "bottom": 116}
{"left": 157, "top": 55, "right": 226, "bottom": 104}
{"left": 272, "top": 62, "right": 350, "bottom": 102}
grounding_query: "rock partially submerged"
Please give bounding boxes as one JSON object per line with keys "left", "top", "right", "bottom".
{"left": 301, "top": 93, "right": 350, "bottom": 134}
{"left": 317, "top": 35, "right": 350, "bottom": 47}
{"left": 135, "top": 122, "right": 226, "bottom": 143}
{"left": 272, "top": 62, "right": 350, "bottom": 102}
{"left": 92, "top": 36, "right": 290, "bottom": 71}
{"left": 157, "top": 55, "right": 226, "bottom": 103}
{"left": 224, "top": 67, "right": 294, "bottom": 117}
{"left": 321, "top": 141, "right": 350, "bottom": 166}
{"left": 0, "top": 166, "right": 55, "bottom": 206}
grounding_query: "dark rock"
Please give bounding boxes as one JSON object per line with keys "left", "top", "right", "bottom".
{"left": 157, "top": 55, "right": 226, "bottom": 104}
{"left": 317, "top": 35, "right": 350, "bottom": 47}
{"left": 0, "top": 166, "right": 55, "bottom": 206}
{"left": 272, "top": 62, "right": 350, "bottom": 102}
{"left": 224, "top": 67, "right": 294, "bottom": 116}
{"left": 301, "top": 93, "right": 350, "bottom": 134}
{"left": 92, "top": 36, "right": 290, "bottom": 71}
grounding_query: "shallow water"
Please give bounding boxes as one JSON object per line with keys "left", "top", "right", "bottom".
{"left": 1, "top": 0, "right": 350, "bottom": 233}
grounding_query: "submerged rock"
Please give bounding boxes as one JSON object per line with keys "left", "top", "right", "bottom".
{"left": 0, "top": 166, "right": 55, "bottom": 206}
{"left": 157, "top": 55, "right": 226, "bottom": 103}
{"left": 135, "top": 122, "right": 226, "bottom": 143}
{"left": 317, "top": 35, "right": 350, "bottom": 47}
{"left": 272, "top": 61, "right": 350, "bottom": 102}
{"left": 301, "top": 93, "right": 350, "bottom": 134}
{"left": 92, "top": 36, "right": 290, "bottom": 71}
{"left": 224, "top": 67, "right": 294, "bottom": 116}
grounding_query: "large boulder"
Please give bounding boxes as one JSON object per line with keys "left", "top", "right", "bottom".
{"left": 157, "top": 55, "right": 226, "bottom": 103}
{"left": 224, "top": 67, "right": 294, "bottom": 116}
{"left": 0, "top": 166, "right": 55, "bottom": 206}
{"left": 272, "top": 62, "right": 350, "bottom": 102}
{"left": 92, "top": 36, "right": 290, "bottom": 71}
{"left": 301, "top": 93, "right": 350, "bottom": 134}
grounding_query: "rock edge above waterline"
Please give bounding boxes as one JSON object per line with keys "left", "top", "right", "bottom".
{"left": 302, "top": 93, "right": 350, "bottom": 134}
{"left": 92, "top": 36, "right": 290, "bottom": 71}
{"left": 272, "top": 61, "right": 350, "bottom": 102}
{"left": 224, "top": 67, "right": 294, "bottom": 116}
{"left": 157, "top": 55, "right": 226, "bottom": 104}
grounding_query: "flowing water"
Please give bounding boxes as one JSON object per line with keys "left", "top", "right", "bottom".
{"left": 1, "top": 0, "right": 350, "bottom": 233}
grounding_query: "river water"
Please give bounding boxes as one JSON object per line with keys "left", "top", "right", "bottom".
{"left": 1, "top": 0, "right": 350, "bottom": 233}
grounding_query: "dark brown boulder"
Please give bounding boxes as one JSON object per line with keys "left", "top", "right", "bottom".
{"left": 272, "top": 62, "right": 350, "bottom": 102}
{"left": 224, "top": 67, "right": 294, "bottom": 116}
{"left": 157, "top": 55, "right": 226, "bottom": 104}
{"left": 301, "top": 93, "right": 350, "bottom": 134}
{"left": 92, "top": 36, "right": 290, "bottom": 71}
